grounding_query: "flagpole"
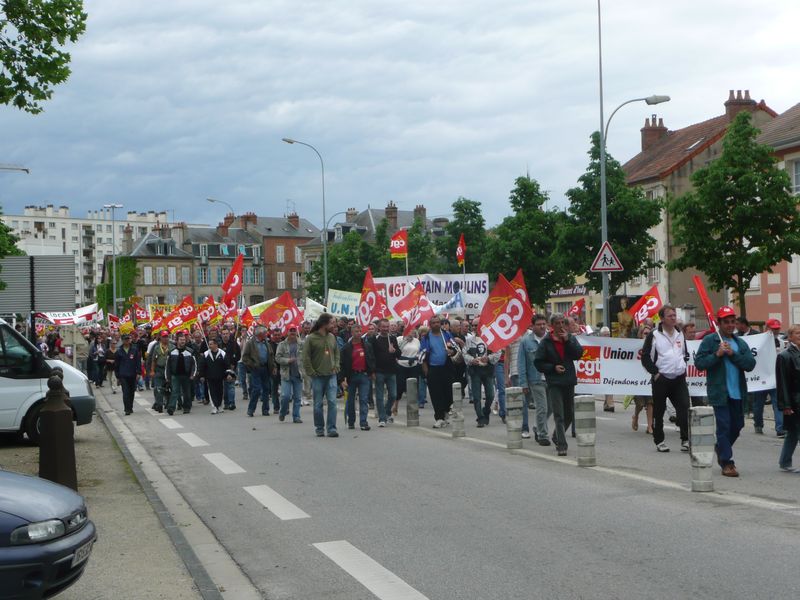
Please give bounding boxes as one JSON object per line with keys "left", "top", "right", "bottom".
{"left": 405, "top": 255, "right": 409, "bottom": 277}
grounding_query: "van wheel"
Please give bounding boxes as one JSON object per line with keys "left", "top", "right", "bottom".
{"left": 24, "top": 403, "right": 43, "bottom": 445}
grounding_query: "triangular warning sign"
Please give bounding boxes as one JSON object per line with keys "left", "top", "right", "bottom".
{"left": 590, "top": 241, "right": 624, "bottom": 272}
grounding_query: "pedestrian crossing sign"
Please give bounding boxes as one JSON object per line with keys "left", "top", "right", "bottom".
{"left": 590, "top": 241, "right": 624, "bottom": 272}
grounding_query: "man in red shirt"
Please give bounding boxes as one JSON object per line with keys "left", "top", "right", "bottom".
{"left": 341, "top": 323, "right": 375, "bottom": 430}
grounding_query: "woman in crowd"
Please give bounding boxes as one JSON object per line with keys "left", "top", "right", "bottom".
{"left": 632, "top": 323, "right": 654, "bottom": 434}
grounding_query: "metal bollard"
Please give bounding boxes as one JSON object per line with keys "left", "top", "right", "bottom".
{"left": 406, "top": 378, "right": 419, "bottom": 427}
{"left": 574, "top": 395, "right": 596, "bottom": 467}
{"left": 689, "top": 406, "right": 715, "bottom": 492}
{"left": 505, "top": 387, "right": 523, "bottom": 449}
{"left": 39, "top": 375, "right": 78, "bottom": 491}
{"left": 451, "top": 382, "right": 465, "bottom": 438}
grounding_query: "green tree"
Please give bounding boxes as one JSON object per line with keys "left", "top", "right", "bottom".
{"left": 1, "top": 0, "right": 87, "bottom": 113}
{"left": 434, "top": 197, "right": 487, "bottom": 273}
{"left": 0, "top": 204, "right": 24, "bottom": 290}
{"left": 482, "top": 175, "right": 573, "bottom": 306}
{"left": 305, "top": 231, "right": 370, "bottom": 301}
{"left": 557, "top": 132, "right": 662, "bottom": 293}
{"left": 668, "top": 111, "right": 800, "bottom": 318}
{"left": 96, "top": 256, "right": 137, "bottom": 313}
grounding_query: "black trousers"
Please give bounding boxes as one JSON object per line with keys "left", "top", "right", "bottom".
{"left": 207, "top": 378, "right": 224, "bottom": 408}
{"left": 119, "top": 376, "right": 136, "bottom": 413}
{"left": 652, "top": 374, "right": 689, "bottom": 445}
{"left": 427, "top": 364, "right": 454, "bottom": 421}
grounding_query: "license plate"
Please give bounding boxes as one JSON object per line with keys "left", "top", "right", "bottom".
{"left": 71, "top": 540, "right": 94, "bottom": 568}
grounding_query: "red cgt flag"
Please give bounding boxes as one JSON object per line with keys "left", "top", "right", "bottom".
{"left": 356, "top": 268, "right": 391, "bottom": 326}
{"left": 241, "top": 308, "right": 255, "bottom": 328}
{"left": 133, "top": 303, "right": 149, "bottom": 323}
{"left": 692, "top": 275, "right": 718, "bottom": 333}
{"left": 393, "top": 282, "right": 435, "bottom": 336}
{"left": 566, "top": 298, "right": 585, "bottom": 318}
{"left": 258, "top": 291, "right": 303, "bottom": 334}
{"left": 197, "top": 295, "right": 221, "bottom": 325}
{"left": 456, "top": 233, "right": 466, "bottom": 267}
{"left": 628, "top": 285, "right": 663, "bottom": 325}
{"left": 165, "top": 295, "right": 198, "bottom": 333}
{"left": 478, "top": 274, "right": 533, "bottom": 352}
{"left": 509, "top": 268, "right": 529, "bottom": 305}
{"left": 389, "top": 230, "right": 408, "bottom": 259}
{"left": 221, "top": 254, "right": 244, "bottom": 299}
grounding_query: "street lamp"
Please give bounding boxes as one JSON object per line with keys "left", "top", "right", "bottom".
{"left": 282, "top": 137, "right": 328, "bottom": 301}
{"left": 103, "top": 203, "right": 124, "bottom": 317}
{"left": 597, "top": 1, "right": 669, "bottom": 326}
{"left": 206, "top": 197, "right": 235, "bottom": 215}
{"left": 0, "top": 164, "right": 30, "bottom": 174}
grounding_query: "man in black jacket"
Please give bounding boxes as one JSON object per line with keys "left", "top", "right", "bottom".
{"left": 369, "top": 318, "right": 401, "bottom": 426}
{"left": 220, "top": 328, "right": 240, "bottom": 410}
{"left": 201, "top": 337, "right": 230, "bottom": 415}
{"left": 534, "top": 313, "right": 583, "bottom": 456}
{"left": 166, "top": 331, "right": 198, "bottom": 415}
{"left": 341, "top": 323, "right": 375, "bottom": 430}
{"left": 777, "top": 324, "right": 800, "bottom": 472}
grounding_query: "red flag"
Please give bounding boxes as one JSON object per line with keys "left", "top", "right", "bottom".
{"left": 393, "top": 282, "right": 435, "bottom": 336}
{"left": 197, "top": 295, "right": 221, "bottom": 325}
{"left": 121, "top": 309, "right": 132, "bottom": 324}
{"left": 628, "top": 285, "right": 663, "bottom": 325}
{"left": 509, "top": 268, "right": 529, "bottom": 304}
{"left": 692, "top": 275, "right": 718, "bottom": 333}
{"left": 566, "top": 298, "right": 585, "bottom": 318}
{"left": 356, "top": 268, "right": 391, "bottom": 326}
{"left": 258, "top": 292, "right": 303, "bottom": 333}
{"left": 221, "top": 253, "right": 244, "bottom": 299}
{"left": 164, "top": 295, "right": 198, "bottom": 333}
{"left": 133, "top": 303, "right": 149, "bottom": 323}
{"left": 456, "top": 233, "right": 466, "bottom": 267}
{"left": 389, "top": 230, "right": 408, "bottom": 259}
{"left": 108, "top": 313, "right": 120, "bottom": 330}
{"left": 477, "top": 275, "right": 533, "bottom": 352}
{"left": 241, "top": 308, "right": 255, "bottom": 328}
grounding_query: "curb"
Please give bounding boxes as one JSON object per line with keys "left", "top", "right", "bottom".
{"left": 95, "top": 395, "right": 225, "bottom": 600}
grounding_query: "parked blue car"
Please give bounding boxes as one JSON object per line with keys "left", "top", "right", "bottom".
{"left": 0, "top": 470, "right": 96, "bottom": 599}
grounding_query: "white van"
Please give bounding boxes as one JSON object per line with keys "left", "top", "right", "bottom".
{"left": 0, "top": 318, "right": 95, "bottom": 443}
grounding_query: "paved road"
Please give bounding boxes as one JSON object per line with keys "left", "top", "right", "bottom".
{"left": 111, "top": 387, "right": 800, "bottom": 600}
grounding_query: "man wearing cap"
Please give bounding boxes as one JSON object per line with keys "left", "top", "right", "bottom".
{"left": 776, "top": 324, "right": 800, "bottom": 472}
{"left": 166, "top": 331, "right": 198, "bottom": 415}
{"left": 753, "top": 319, "right": 786, "bottom": 437}
{"left": 148, "top": 330, "right": 173, "bottom": 413}
{"left": 115, "top": 333, "right": 142, "bottom": 416}
{"left": 695, "top": 306, "right": 757, "bottom": 477}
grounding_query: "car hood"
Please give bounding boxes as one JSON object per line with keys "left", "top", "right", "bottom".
{"left": 0, "top": 470, "right": 85, "bottom": 523}
{"left": 46, "top": 359, "right": 94, "bottom": 399}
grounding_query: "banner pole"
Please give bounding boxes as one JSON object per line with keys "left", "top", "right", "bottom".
{"left": 405, "top": 255, "right": 409, "bottom": 277}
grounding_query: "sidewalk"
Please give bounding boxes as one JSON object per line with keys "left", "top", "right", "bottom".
{"left": 0, "top": 398, "right": 202, "bottom": 600}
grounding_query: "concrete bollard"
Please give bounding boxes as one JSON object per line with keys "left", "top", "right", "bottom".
{"left": 406, "top": 377, "right": 419, "bottom": 427}
{"left": 451, "top": 382, "right": 465, "bottom": 438}
{"left": 574, "top": 395, "right": 596, "bottom": 467}
{"left": 689, "top": 406, "right": 715, "bottom": 492}
{"left": 39, "top": 375, "right": 78, "bottom": 491}
{"left": 505, "top": 387, "right": 523, "bottom": 450}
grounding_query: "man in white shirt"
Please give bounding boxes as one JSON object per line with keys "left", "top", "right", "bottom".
{"left": 640, "top": 304, "right": 690, "bottom": 453}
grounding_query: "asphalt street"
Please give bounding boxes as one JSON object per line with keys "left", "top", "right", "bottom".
{"left": 112, "top": 386, "right": 800, "bottom": 600}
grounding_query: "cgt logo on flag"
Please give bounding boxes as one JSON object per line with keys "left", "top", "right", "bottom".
{"left": 389, "top": 230, "right": 408, "bottom": 259}
{"left": 576, "top": 346, "right": 601, "bottom": 384}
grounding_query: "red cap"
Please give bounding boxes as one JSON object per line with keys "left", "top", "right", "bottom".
{"left": 159, "top": 330, "right": 169, "bottom": 338}
{"left": 766, "top": 318, "right": 782, "bottom": 330}
{"left": 716, "top": 306, "right": 736, "bottom": 319}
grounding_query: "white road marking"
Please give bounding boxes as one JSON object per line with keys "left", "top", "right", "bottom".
{"left": 177, "top": 432, "right": 210, "bottom": 447}
{"left": 203, "top": 453, "right": 246, "bottom": 475}
{"left": 243, "top": 484, "right": 309, "bottom": 520}
{"left": 314, "top": 540, "right": 429, "bottom": 600}
{"left": 145, "top": 408, "right": 159, "bottom": 417}
{"left": 159, "top": 418, "right": 183, "bottom": 430}
{"left": 594, "top": 416, "right": 614, "bottom": 421}
{"left": 134, "top": 397, "right": 150, "bottom": 407}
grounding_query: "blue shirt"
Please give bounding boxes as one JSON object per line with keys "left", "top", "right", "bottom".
{"left": 256, "top": 340, "right": 269, "bottom": 366}
{"left": 427, "top": 333, "right": 448, "bottom": 366}
{"left": 720, "top": 336, "right": 741, "bottom": 400}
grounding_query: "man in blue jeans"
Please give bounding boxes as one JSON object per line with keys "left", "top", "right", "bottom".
{"left": 242, "top": 326, "right": 274, "bottom": 417}
{"left": 753, "top": 319, "right": 785, "bottom": 437}
{"left": 275, "top": 327, "right": 304, "bottom": 423}
{"left": 369, "top": 318, "right": 400, "bottom": 427}
{"left": 776, "top": 324, "right": 800, "bottom": 472}
{"left": 341, "top": 323, "right": 375, "bottom": 430}
{"left": 302, "top": 314, "right": 341, "bottom": 437}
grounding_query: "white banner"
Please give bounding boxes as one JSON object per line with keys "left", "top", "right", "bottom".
{"left": 325, "top": 289, "right": 361, "bottom": 318}
{"left": 573, "top": 333, "right": 776, "bottom": 395}
{"left": 37, "top": 303, "right": 100, "bottom": 326}
{"left": 373, "top": 273, "right": 489, "bottom": 318}
{"left": 304, "top": 297, "right": 327, "bottom": 321}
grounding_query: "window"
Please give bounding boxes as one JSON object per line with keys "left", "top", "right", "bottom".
{"left": 254, "top": 267, "right": 263, "bottom": 285}
{"left": 48, "top": 222, "right": 55, "bottom": 228}
{"left": 181, "top": 266, "right": 190, "bottom": 285}
{"left": 138, "top": 227, "right": 147, "bottom": 237}
{"left": 97, "top": 237, "right": 103, "bottom": 244}
{"left": 794, "top": 161, "right": 800, "bottom": 195}
{"left": 71, "top": 223, "right": 78, "bottom": 230}
{"left": 156, "top": 266, "right": 165, "bottom": 285}
{"left": 244, "top": 267, "right": 254, "bottom": 284}
{"left": 252, "top": 245, "right": 261, "bottom": 259}
{"left": 305, "top": 259, "right": 312, "bottom": 272}
{"left": 197, "top": 267, "right": 209, "bottom": 284}
{"left": 72, "top": 250, "right": 78, "bottom": 256}
{"left": 216, "top": 267, "right": 229, "bottom": 284}
{"left": 555, "top": 302, "right": 572, "bottom": 314}
{"left": 750, "top": 274, "right": 760, "bottom": 290}
{"left": 276, "top": 245, "right": 285, "bottom": 263}
{"left": 199, "top": 244, "right": 208, "bottom": 257}
{"left": 292, "top": 272, "right": 299, "bottom": 289}
{"left": 168, "top": 266, "right": 177, "bottom": 285}
{"left": 144, "top": 266, "right": 153, "bottom": 285}
{"left": 277, "top": 271, "right": 285, "bottom": 289}
{"left": 106, "top": 224, "right": 112, "bottom": 232}
{"left": 119, "top": 225, "right": 125, "bottom": 234}
{"left": 155, "top": 244, "right": 163, "bottom": 256}
{"left": 71, "top": 236, "right": 78, "bottom": 242}
{"left": 95, "top": 224, "right": 101, "bottom": 231}
{"left": 220, "top": 244, "right": 230, "bottom": 256}
{"left": 294, "top": 246, "right": 302, "bottom": 263}
{"left": 647, "top": 248, "right": 660, "bottom": 283}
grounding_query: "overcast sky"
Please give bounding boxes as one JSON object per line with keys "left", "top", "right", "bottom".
{"left": 0, "top": 0, "right": 798, "bottom": 229}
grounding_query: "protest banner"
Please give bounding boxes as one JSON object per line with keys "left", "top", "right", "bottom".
{"left": 258, "top": 291, "right": 304, "bottom": 333}
{"left": 325, "top": 288, "right": 361, "bottom": 318}
{"left": 477, "top": 275, "right": 532, "bottom": 352}
{"left": 573, "top": 332, "right": 776, "bottom": 395}
{"left": 373, "top": 273, "right": 489, "bottom": 316}
{"left": 357, "top": 268, "right": 391, "bottom": 326}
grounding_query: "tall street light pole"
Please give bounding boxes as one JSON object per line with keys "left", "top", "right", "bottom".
{"left": 282, "top": 137, "right": 328, "bottom": 302}
{"left": 207, "top": 197, "right": 235, "bottom": 215}
{"left": 597, "top": 1, "right": 670, "bottom": 326}
{"left": 103, "top": 203, "right": 123, "bottom": 317}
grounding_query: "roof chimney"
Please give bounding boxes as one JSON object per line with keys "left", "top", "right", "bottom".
{"left": 287, "top": 212, "right": 300, "bottom": 229}
{"left": 123, "top": 225, "right": 134, "bottom": 254}
{"left": 385, "top": 200, "right": 398, "bottom": 231}
{"left": 641, "top": 114, "right": 668, "bottom": 152}
{"left": 217, "top": 221, "right": 229, "bottom": 237}
{"left": 241, "top": 212, "right": 257, "bottom": 231}
{"left": 413, "top": 204, "right": 427, "bottom": 228}
{"left": 346, "top": 207, "right": 358, "bottom": 223}
{"left": 725, "top": 89, "right": 757, "bottom": 122}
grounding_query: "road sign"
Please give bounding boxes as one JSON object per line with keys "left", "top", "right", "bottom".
{"left": 590, "top": 241, "right": 624, "bottom": 272}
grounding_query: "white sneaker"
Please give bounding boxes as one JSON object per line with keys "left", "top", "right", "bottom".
{"left": 656, "top": 442, "right": 670, "bottom": 452}
{"left": 521, "top": 431, "right": 531, "bottom": 439}
{"left": 219, "top": 406, "right": 225, "bottom": 413}
{"left": 491, "top": 401, "right": 499, "bottom": 415}
{"left": 388, "top": 416, "right": 394, "bottom": 424}
{"left": 432, "top": 419, "right": 443, "bottom": 429}
{"left": 378, "top": 421, "right": 386, "bottom": 428}
{"left": 681, "top": 440, "right": 690, "bottom": 452}
{"left": 211, "top": 407, "right": 218, "bottom": 414}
